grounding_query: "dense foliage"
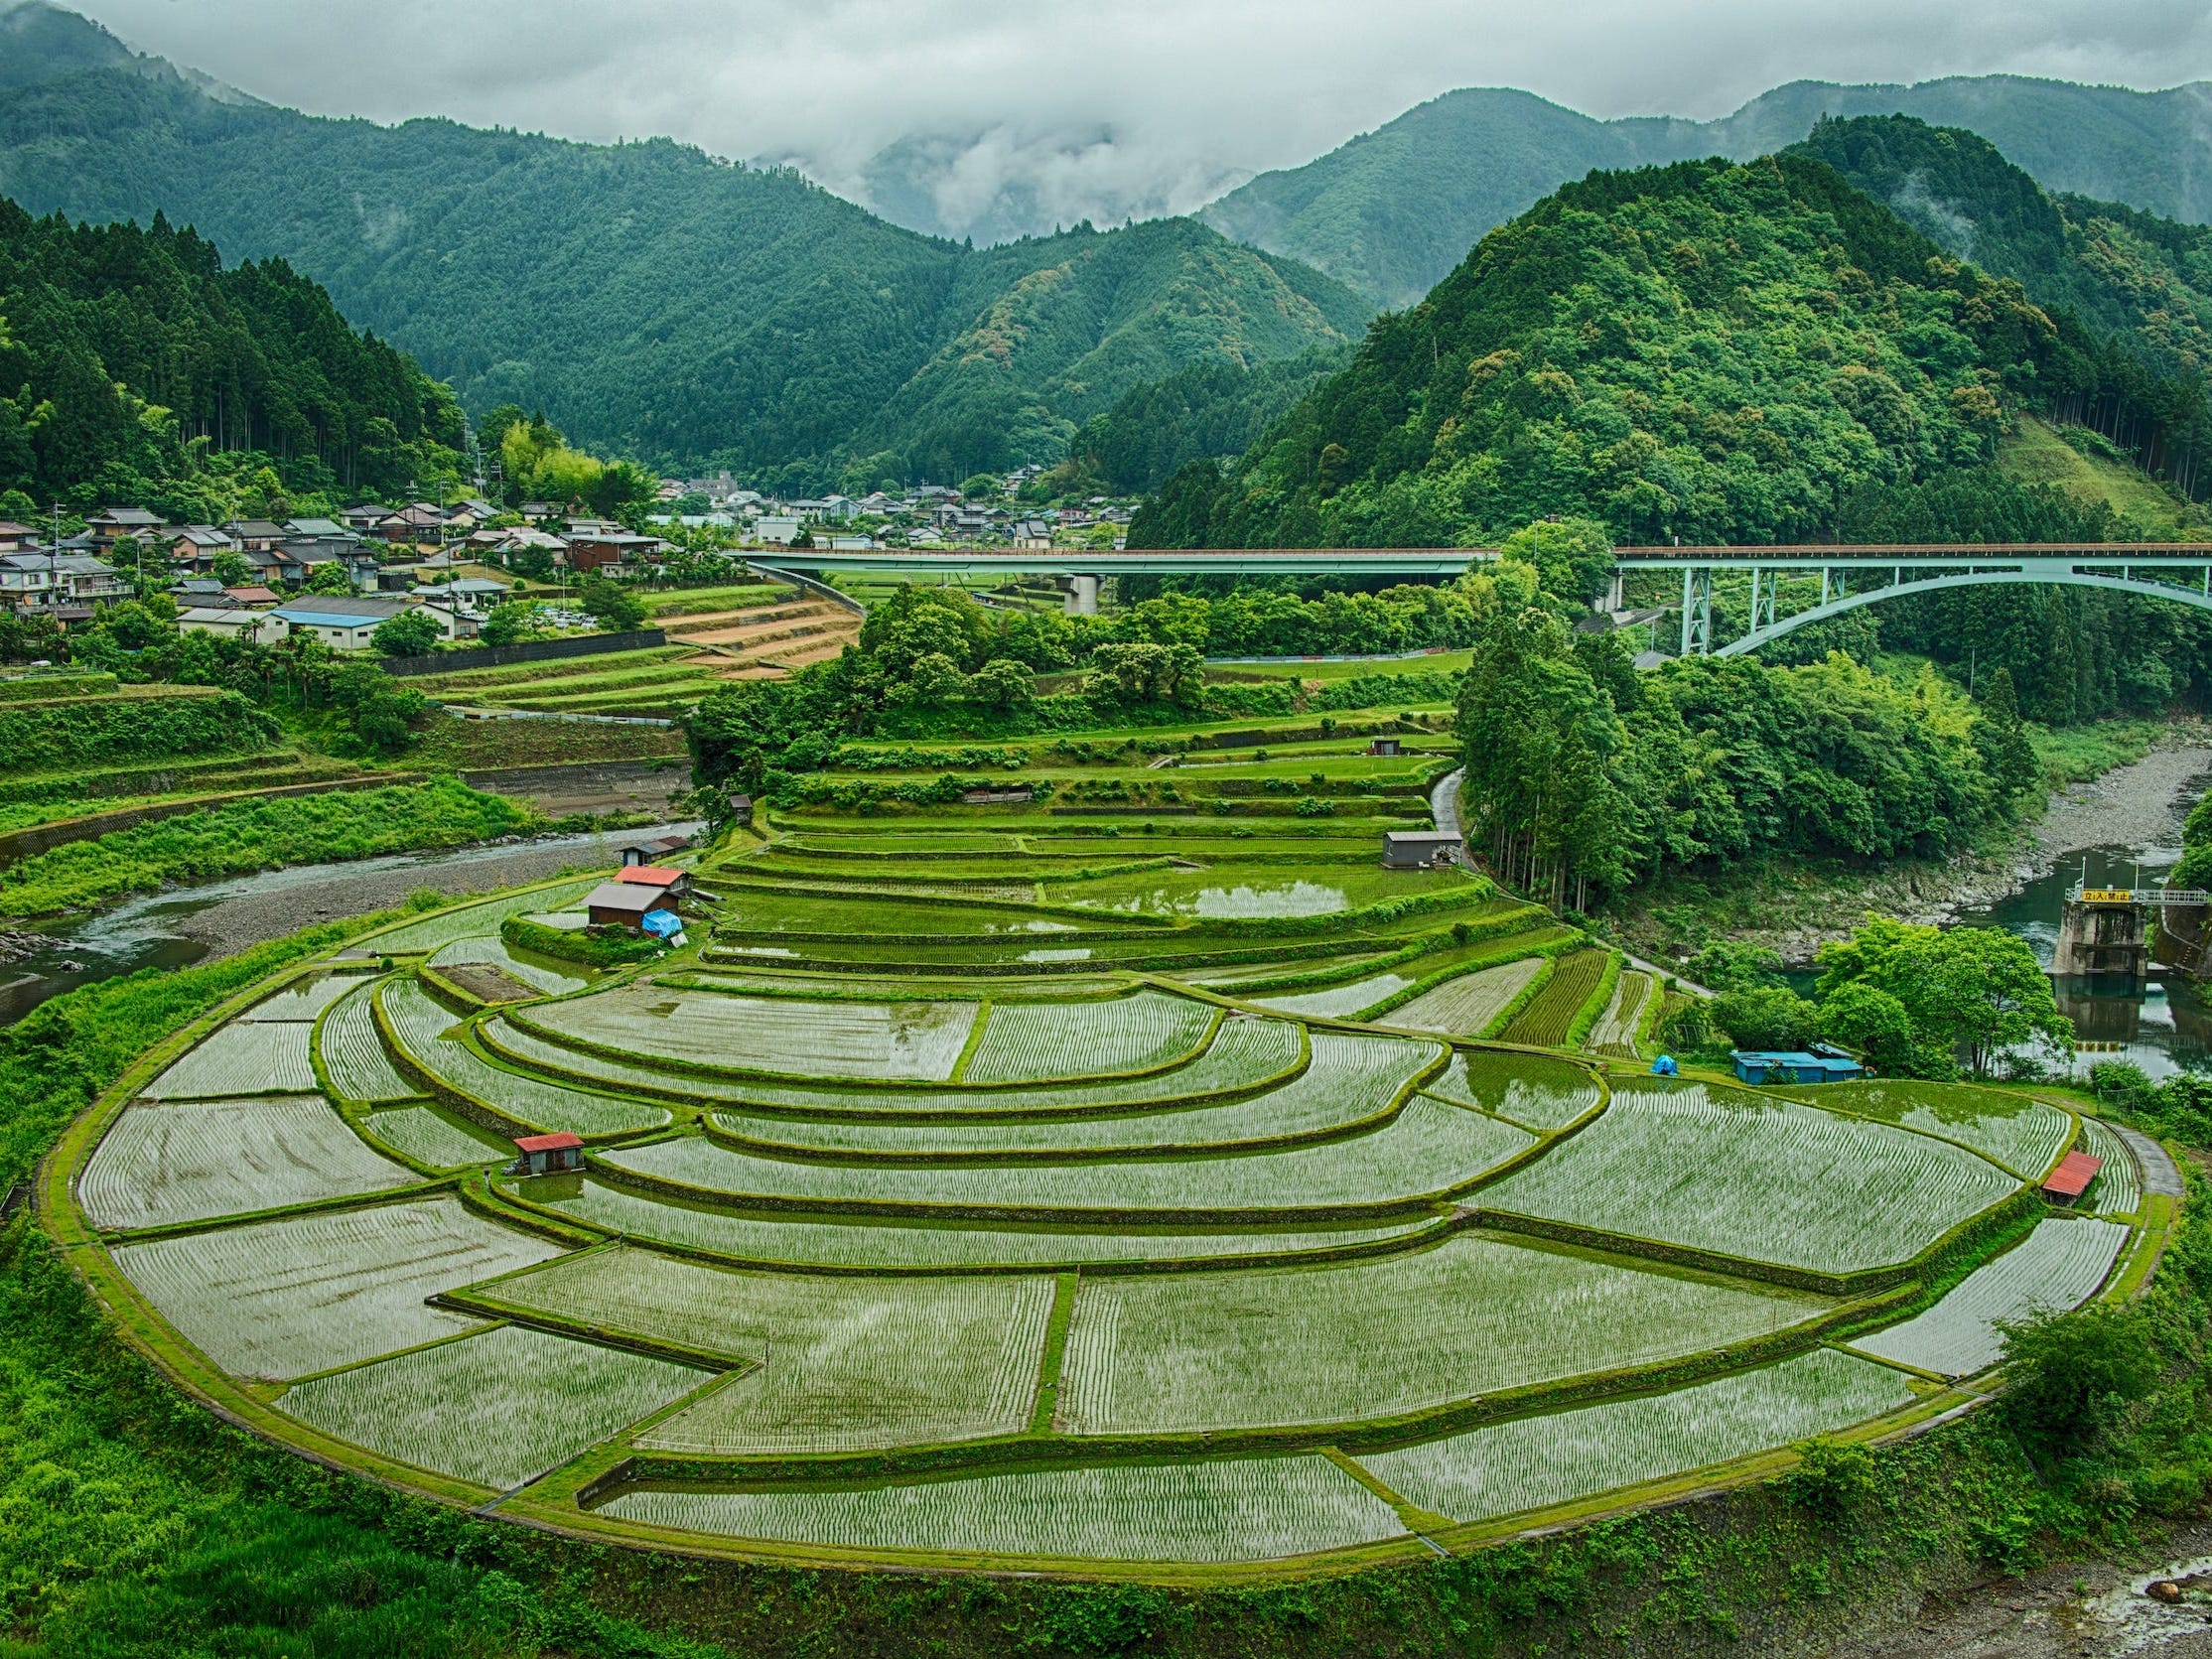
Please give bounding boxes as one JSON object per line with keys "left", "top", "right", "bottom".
{"left": 0, "top": 12, "right": 1366, "bottom": 485}
{"left": 1069, "top": 346, "right": 1351, "bottom": 493}
{"left": 1453, "top": 526, "right": 2030, "bottom": 907}
{"left": 0, "top": 686, "right": 276, "bottom": 771}
{"left": 0, "top": 197, "right": 466, "bottom": 516}
{"left": 0, "top": 775, "right": 539, "bottom": 916}
{"left": 1793, "top": 115, "right": 2212, "bottom": 492}
{"left": 1140, "top": 155, "right": 2075, "bottom": 549}
{"left": 1203, "top": 76, "right": 2212, "bottom": 308}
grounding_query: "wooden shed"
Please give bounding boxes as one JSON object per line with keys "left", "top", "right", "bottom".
{"left": 1383, "top": 831, "right": 1461, "bottom": 869}
{"left": 2041, "top": 1149, "right": 2104, "bottom": 1204}
{"left": 616, "top": 864, "right": 693, "bottom": 899}
{"left": 509, "top": 1132, "right": 583, "bottom": 1175}
{"left": 586, "top": 881, "right": 667, "bottom": 929}
{"left": 1367, "top": 737, "right": 1402, "bottom": 757}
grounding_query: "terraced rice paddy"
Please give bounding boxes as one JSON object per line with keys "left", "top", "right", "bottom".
{"left": 73, "top": 780, "right": 2168, "bottom": 1573}
{"left": 960, "top": 991, "right": 1215, "bottom": 1081}
{"left": 1586, "top": 971, "right": 1653, "bottom": 1058}
{"left": 114, "top": 1196, "right": 561, "bottom": 1378}
{"left": 707, "top": 1032, "right": 1439, "bottom": 1158}
{"left": 1382, "top": 958, "right": 1544, "bottom": 1037}
{"left": 526, "top": 1177, "right": 1437, "bottom": 1269}
{"left": 241, "top": 976, "right": 359, "bottom": 1023}
{"left": 1786, "top": 1082, "right": 2074, "bottom": 1179}
{"left": 318, "top": 980, "right": 421, "bottom": 1103}
{"left": 145, "top": 1020, "right": 317, "bottom": 1098}
{"left": 1849, "top": 1218, "right": 2129, "bottom": 1377}
{"left": 1056, "top": 1232, "right": 1833, "bottom": 1435}
{"left": 485, "top": 1012, "right": 1307, "bottom": 1116}
{"left": 518, "top": 987, "right": 978, "bottom": 1081}
{"left": 364, "top": 1105, "right": 507, "bottom": 1169}
{"left": 480, "top": 1248, "right": 1054, "bottom": 1452}
{"left": 1497, "top": 949, "right": 1610, "bottom": 1046}
{"left": 607, "top": 1455, "right": 1407, "bottom": 1561}
{"left": 381, "top": 980, "right": 670, "bottom": 1136}
{"left": 282, "top": 1325, "right": 706, "bottom": 1489}
{"left": 1426, "top": 1050, "right": 1600, "bottom": 1130}
{"left": 2082, "top": 1118, "right": 2142, "bottom": 1216}
{"left": 1480, "top": 1084, "right": 2020, "bottom": 1276}
{"left": 1363, "top": 1348, "right": 1915, "bottom": 1522}
{"left": 364, "top": 882, "right": 598, "bottom": 952}
{"left": 606, "top": 1096, "right": 1531, "bottom": 1218}
{"left": 81, "top": 1097, "right": 419, "bottom": 1229}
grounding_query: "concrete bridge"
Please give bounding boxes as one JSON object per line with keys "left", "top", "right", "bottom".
{"left": 769, "top": 542, "right": 2212, "bottom": 634}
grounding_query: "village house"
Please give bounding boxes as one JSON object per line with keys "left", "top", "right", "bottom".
{"left": 176, "top": 607, "right": 272, "bottom": 643}
{"left": 267, "top": 594, "right": 457, "bottom": 650}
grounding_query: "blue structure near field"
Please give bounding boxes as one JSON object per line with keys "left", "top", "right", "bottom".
{"left": 1730, "top": 1048, "right": 1866, "bottom": 1086}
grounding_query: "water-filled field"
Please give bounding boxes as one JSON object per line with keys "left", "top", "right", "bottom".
{"left": 66, "top": 820, "right": 2135, "bottom": 1570}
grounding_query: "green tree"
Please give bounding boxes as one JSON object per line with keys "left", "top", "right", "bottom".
{"left": 305, "top": 560, "right": 354, "bottom": 596}
{"left": 210, "top": 550, "right": 252, "bottom": 587}
{"left": 477, "top": 601, "right": 549, "bottom": 646}
{"left": 1999, "top": 1303, "right": 2160, "bottom": 1458}
{"left": 1711, "top": 985, "right": 1820, "bottom": 1051}
{"left": 970, "top": 656, "right": 1036, "bottom": 711}
{"left": 370, "top": 610, "right": 443, "bottom": 656}
{"left": 1972, "top": 666, "right": 2039, "bottom": 799}
{"left": 578, "top": 573, "right": 646, "bottom": 631}
{"left": 1817, "top": 979, "right": 1928, "bottom": 1076}
{"left": 1815, "top": 916, "right": 2072, "bottom": 1075}
{"left": 1497, "top": 518, "right": 1616, "bottom": 607}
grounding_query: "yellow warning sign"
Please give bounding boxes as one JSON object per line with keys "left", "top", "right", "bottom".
{"left": 2081, "top": 889, "right": 2135, "bottom": 903}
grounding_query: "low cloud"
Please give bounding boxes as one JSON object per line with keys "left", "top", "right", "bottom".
{"left": 71, "top": 0, "right": 2212, "bottom": 242}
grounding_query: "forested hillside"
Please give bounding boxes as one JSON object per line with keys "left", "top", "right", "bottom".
{"left": 0, "top": 197, "right": 466, "bottom": 517}
{"left": 1141, "top": 154, "right": 2085, "bottom": 549}
{"left": 1067, "top": 346, "right": 1352, "bottom": 493}
{"left": 0, "top": 6, "right": 1366, "bottom": 486}
{"left": 1203, "top": 77, "right": 2212, "bottom": 308}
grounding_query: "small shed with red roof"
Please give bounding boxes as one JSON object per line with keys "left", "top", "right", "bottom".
{"left": 510, "top": 1131, "right": 583, "bottom": 1175}
{"left": 616, "top": 864, "right": 692, "bottom": 899}
{"left": 2041, "top": 1149, "right": 2103, "bottom": 1204}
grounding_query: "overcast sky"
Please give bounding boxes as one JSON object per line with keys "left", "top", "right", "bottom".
{"left": 63, "top": 0, "right": 2212, "bottom": 237}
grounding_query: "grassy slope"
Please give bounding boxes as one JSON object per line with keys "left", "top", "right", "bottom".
{"left": 1997, "top": 417, "right": 2212, "bottom": 540}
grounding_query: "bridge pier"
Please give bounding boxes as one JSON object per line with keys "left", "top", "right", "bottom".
{"left": 1064, "top": 574, "right": 1100, "bottom": 617}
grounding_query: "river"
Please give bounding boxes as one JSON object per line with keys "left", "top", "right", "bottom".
{"left": 0, "top": 820, "right": 698, "bottom": 1026}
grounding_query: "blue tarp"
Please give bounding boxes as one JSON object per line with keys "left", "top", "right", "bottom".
{"left": 1649, "top": 1054, "right": 1679, "bottom": 1076}
{"left": 639, "top": 908, "right": 684, "bottom": 939}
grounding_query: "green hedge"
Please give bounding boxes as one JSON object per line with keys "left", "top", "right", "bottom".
{"left": 0, "top": 671, "right": 117, "bottom": 701}
{"left": 0, "top": 689, "right": 277, "bottom": 771}
{"left": 502, "top": 914, "right": 661, "bottom": 967}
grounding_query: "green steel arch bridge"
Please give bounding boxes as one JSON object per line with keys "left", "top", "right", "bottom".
{"left": 764, "top": 543, "right": 2212, "bottom": 649}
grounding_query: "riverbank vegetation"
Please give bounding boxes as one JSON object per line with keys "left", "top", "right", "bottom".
{"left": 0, "top": 776, "right": 538, "bottom": 918}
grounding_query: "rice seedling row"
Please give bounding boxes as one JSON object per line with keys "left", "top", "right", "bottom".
{"left": 1585, "top": 972, "right": 1654, "bottom": 1059}
{"left": 318, "top": 979, "right": 422, "bottom": 1104}
{"left": 365, "top": 1105, "right": 510, "bottom": 1169}
{"left": 1361, "top": 1347, "right": 1915, "bottom": 1523}
{"left": 1378, "top": 959, "right": 1544, "bottom": 1038}
{"left": 959, "top": 991, "right": 1217, "bottom": 1083}
{"left": 603, "top": 1096, "right": 1532, "bottom": 1220}
{"left": 114, "top": 1196, "right": 561, "bottom": 1380}
{"left": 381, "top": 980, "right": 670, "bottom": 1136}
{"left": 523, "top": 1176, "right": 1437, "bottom": 1270}
{"left": 428, "top": 936, "right": 587, "bottom": 997}
{"left": 518, "top": 986, "right": 979, "bottom": 1082}
{"left": 1425, "top": 1051, "right": 1600, "bottom": 1131}
{"left": 2082, "top": 1118, "right": 2142, "bottom": 1216}
{"left": 283, "top": 1324, "right": 707, "bottom": 1490}
{"left": 1247, "top": 972, "right": 1417, "bottom": 1018}
{"left": 81, "top": 1096, "right": 421, "bottom": 1230}
{"left": 1780, "top": 1081, "right": 2074, "bottom": 1179}
{"left": 605, "top": 1454, "right": 1407, "bottom": 1563}
{"left": 706, "top": 1032, "right": 1440, "bottom": 1160}
{"left": 1044, "top": 866, "right": 1474, "bottom": 920}
{"left": 364, "top": 881, "right": 598, "bottom": 953}
{"left": 1497, "top": 949, "right": 1610, "bottom": 1047}
{"left": 1848, "top": 1218, "right": 2130, "bottom": 1377}
{"left": 1054, "top": 1231, "right": 1834, "bottom": 1436}
{"left": 241, "top": 976, "right": 358, "bottom": 1023}
{"left": 488, "top": 1011, "right": 1308, "bottom": 1118}
{"left": 480, "top": 1247, "right": 1054, "bottom": 1454}
{"left": 1479, "top": 1084, "right": 2019, "bottom": 1276}
{"left": 145, "top": 1020, "right": 318, "bottom": 1098}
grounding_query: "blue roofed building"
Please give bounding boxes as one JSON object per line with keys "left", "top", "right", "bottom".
{"left": 1729, "top": 1048, "right": 1866, "bottom": 1086}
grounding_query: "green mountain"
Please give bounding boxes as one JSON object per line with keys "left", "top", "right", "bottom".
{"left": 1204, "top": 77, "right": 2212, "bottom": 309}
{"left": 1066, "top": 346, "right": 1353, "bottom": 494}
{"left": 0, "top": 5, "right": 1367, "bottom": 485}
{"left": 1136, "top": 151, "right": 2188, "bottom": 550}
{"left": 0, "top": 195, "right": 464, "bottom": 517}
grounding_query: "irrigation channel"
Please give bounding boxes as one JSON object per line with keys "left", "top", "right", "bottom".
{"left": 0, "top": 819, "right": 699, "bottom": 1026}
